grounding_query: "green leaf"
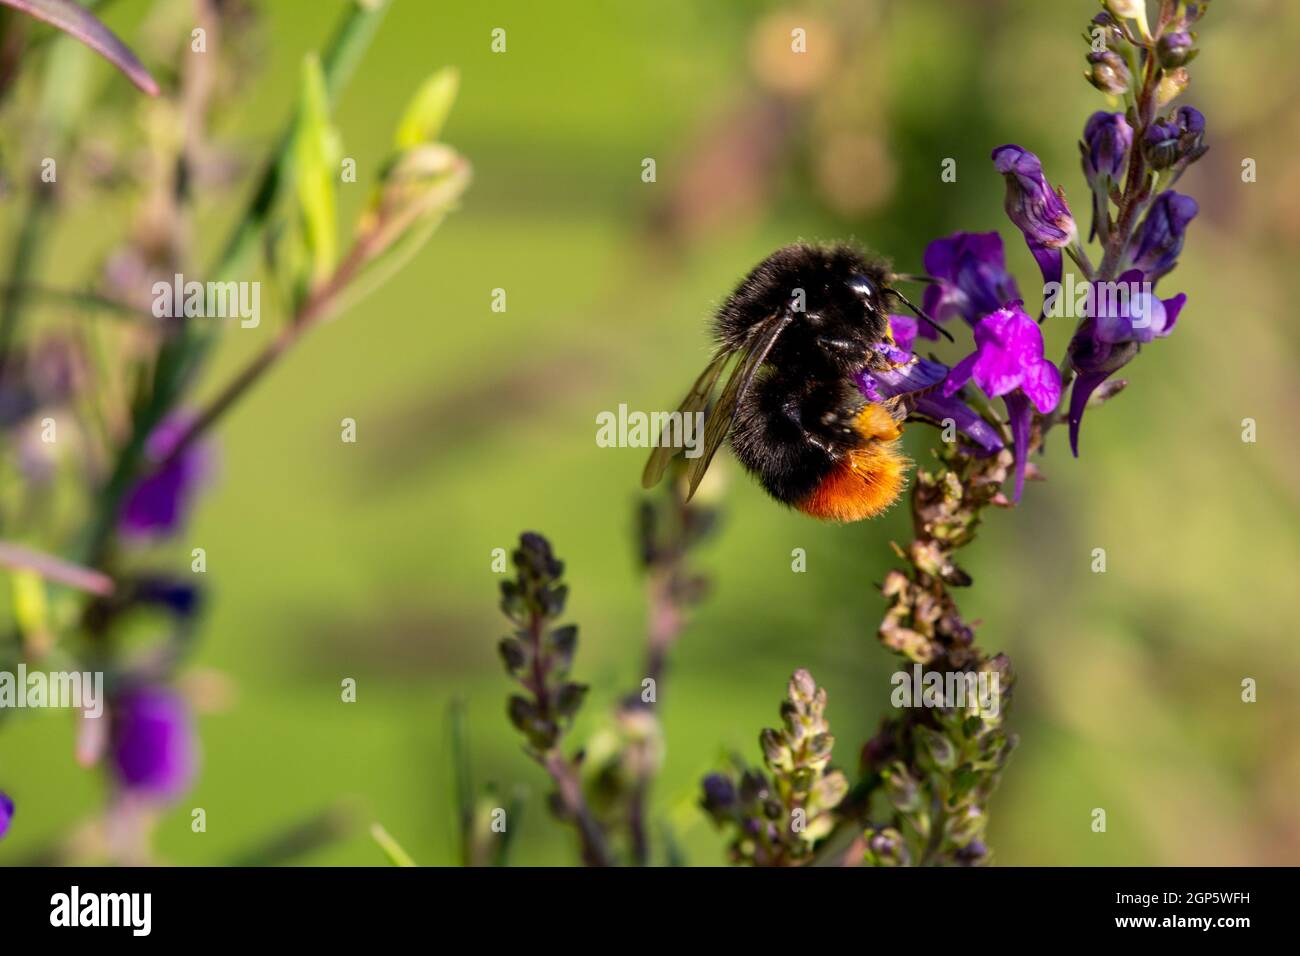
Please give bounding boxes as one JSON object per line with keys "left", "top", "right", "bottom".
{"left": 0, "top": 0, "right": 158, "bottom": 95}
{"left": 322, "top": 146, "right": 470, "bottom": 322}
{"left": 291, "top": 54, "right": 341, "bottom": 292}
{"left": 394, "top": 67, "right": 459, "bottom": 149}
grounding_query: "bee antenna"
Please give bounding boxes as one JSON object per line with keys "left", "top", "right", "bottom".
{"left": 892, "top": 273, "right": 940, "bottom": 285}
{"left": 892, "top": 289, "right": 955, "bottom": 343}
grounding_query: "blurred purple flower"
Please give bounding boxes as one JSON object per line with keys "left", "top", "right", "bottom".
{"left": 919, "top": 232, "right": 1021, "bottom": 334}
{"left": 1127, "top": 191, "right": 1198, "bottom": 282}
{"left": 943, "top": 303, "right": 1061, "bottom": 499}
{"left": 110, "top": 686, "right": 197, "bottom": 800}
{"left": 992, "top": 145, "right": 1077, "bottom": 292}
{"left": 1067, "top": 271, "right": 1186, "bottom": 455}
{"left": 701, "top": 773, "right": 736, "bottom": 814}
{"left": 1157, "top": 30, "right": 1194, "bottom": 68}
{"left": 119, "top": 415, "right": 211, "bottom": 538}
{"left": 0, "top": 790, "right": 13, "bottom": 839}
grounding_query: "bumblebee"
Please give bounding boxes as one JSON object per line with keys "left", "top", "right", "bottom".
{"left": 642, "top": 243, "right": 947, "bottom": 522}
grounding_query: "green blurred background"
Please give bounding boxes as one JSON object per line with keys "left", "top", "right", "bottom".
{"left": 2, "top": 0, "right": 1299, "bottom": 865}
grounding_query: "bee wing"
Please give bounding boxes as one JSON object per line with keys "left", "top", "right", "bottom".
{"left": 640, "top": 349, "right": 733, "bottom": 489}
{"left": 684, "top": 310, "right": 793, "bottom": 499}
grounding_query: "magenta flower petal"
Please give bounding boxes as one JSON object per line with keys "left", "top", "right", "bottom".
{"left": 1022, "top": 357, "right": 1062, "bottom": 414}
{"left": 944, "top": 303, "right": 1058, "bottom": 409}
{"left": 0, "top": 790, "right": 13, "bottom": 839}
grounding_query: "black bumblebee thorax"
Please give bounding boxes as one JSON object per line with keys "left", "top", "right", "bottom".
{"left": 713, "top": 243, "right": 893, "bottom": 375}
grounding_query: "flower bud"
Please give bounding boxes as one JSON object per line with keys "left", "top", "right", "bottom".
{"left": 1081, "top": 111, "right": 1132, "bottom": 187}
{"left": 1156, "top": 67, "right": 1190, "bottom": 106}
{"left": 1142, "top": 106, "right": 1206, "bottom": 171}
{"left": 954, "top": 839, "right": 988, "bottom": 865}
{"left": 760, "top": 727, "right": 787, "bottom": 766}
{"left": 865, "top": 827, "right": 910, "bottom": 867}
{"left": 945, "top": 805, "right": 986, "bottom": 847}
{"left": 789, "top": 668, "right": 817, "bottom": 703}
{"left": 700, "top": 773, "right": 736, "bottom": 814}
{"left": 991, "top": 145, "right": 1077, "bottom": 250}
{"left": 917, "top": 726, "right": 958, "bottom": 772}
{"left": 1157, "top": 30, "right": 1194, "bottom": 68}
{"left": 1105, "top": 0, "right": 1151, "bottom": 39}
{"left": 1085, "top": 50, "right": 1130, "bottom": 96}
{"left": 738, "top": 768, "right": 769, "bottom": 805}
{"left": 883, "top": 762, "right": 922, "bottom": 813}
{"left": 1129, "top": 191, "right": 1198, "bottom": 283}
{"left": 553, "top": 681, "right": 588, "bottom": 718}
{"left": 497, "top": 636, "right": 527, "bottom": 674}
{"left": 1087, "top": 11, "right": 1124, "bottom": 50}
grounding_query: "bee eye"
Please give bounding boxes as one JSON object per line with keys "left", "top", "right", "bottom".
{"left": 849, "top": 275, "right": 877, "bottom": 300}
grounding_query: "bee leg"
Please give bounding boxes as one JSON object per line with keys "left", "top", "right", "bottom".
{"left": 815, "top": 336, "right": 868, "bottom": 360}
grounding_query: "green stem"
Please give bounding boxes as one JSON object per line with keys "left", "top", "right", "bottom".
{"left": 78, "top": 0, "right": 393, "bottom": 566}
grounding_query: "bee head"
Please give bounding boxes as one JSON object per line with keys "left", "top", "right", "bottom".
{"left": 715, "top": 243, "right": 892, "bottom": 366}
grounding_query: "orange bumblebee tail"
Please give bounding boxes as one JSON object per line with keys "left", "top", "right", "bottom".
{"left": 795, "top": 403, "right": 908, "bottom": 522}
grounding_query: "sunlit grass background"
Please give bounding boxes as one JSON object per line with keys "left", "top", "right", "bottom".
{"left": 2, "top": 0, "right": 1298, "bottom": 865}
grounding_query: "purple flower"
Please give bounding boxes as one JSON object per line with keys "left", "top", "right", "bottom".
{"left": 1067, "top": 271, "right": 1186, "bottom": 455}
{"left": 919, "top": 232, "right": 1021, "bottom": 333}
{"left": 889, "top": 313, "right": 918, "bottom": 354}
{"left": 110, "top": 686, "right": 197, "bottom": 800}
{"left": 1143, "top": 107, "right": 1206, "bottom": 171}
{"left": 855, "top": 317, "right": 1005, "bottom": 455}
{"left": 1126, "top": 191, "right": 1198, "bottom": 282}
{"left": 992, "top": 145, "right": 1077, "bottom": 291}
{"left": 1094, "top": 272, "right": 1185, "bottom": 345}
{"left": 1081, "top": 113, "right": 1133, "bottom": 242}
{"left": 0, "top": 790, "right": 13, "bottom": 839}
{"left": 1082, "top": 112, "right": 1132, "bottom": 190}
{"left": 119, "top": 414, "right": 212, "bottom": 538}
{"left": 943, "top": 305, "right": 1062, "bottom": 411}
{"left": 943, "top": 303, "right": 1062, "bottom": 499}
